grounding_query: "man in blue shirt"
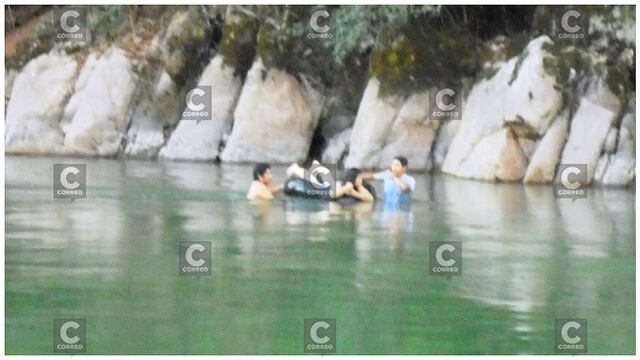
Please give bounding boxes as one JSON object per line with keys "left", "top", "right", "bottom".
{"left": 358, "top": 156, "right": 416, "bottom": 206}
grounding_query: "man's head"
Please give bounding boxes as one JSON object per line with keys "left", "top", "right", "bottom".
{"left": 390, "top": 156, "right": 408, "bottom": 177}
{"left": 253, "top": 163, "right": 272, "bottom": 185}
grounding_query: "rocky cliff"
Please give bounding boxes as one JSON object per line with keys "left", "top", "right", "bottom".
{"left": 5, "top": 5, "right": 635, "bottom": 186}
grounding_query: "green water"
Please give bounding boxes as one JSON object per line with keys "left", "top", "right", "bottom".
{"left": 5, "top": 156, "right": 635, "bottom": 354}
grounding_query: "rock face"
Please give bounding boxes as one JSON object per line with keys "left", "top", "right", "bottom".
{"left": 594, "top": 100, "right": 635, "bottom": 186}
{"left": 344, "top": 80, "right": 441, "bottom": 171}
{"left": 453, "top": 127, "right": 529, "bottom": 181}
{"left": 5, "top": 50, "right": 77, "bottom": 154}
{"left": 432, "top": 120, "right": 460, "bottom": 170}
{"left": 124, "top": 71, "right": 181, "bottom": 158}
{"left": 321, "top": 128, "right": 351, "bottom": 164}
{"left": 560, "top": 98, "right": 619, "bottom": 184}
{"left": 159, "top": 55, "right": 242, "bottom": 161}
{"left": 125, "top": 8, "right": 215, "bottom": 159}
{"left": 523, "top": 110, "right": 569, "bottom": 183}
{"left": 376, "top": 91, "right": 440, "bottom": 171}
{"left": 442, "top": 36, "right": 563, "bottom": 181}
{"left": 62, "top": 47, "right": 137, "bottom": 156}
{"left": 344, "top": 78, "right": 403, "bottom": 169}
{"left": 220, "top": 60, "right": 323, "bottom": 163}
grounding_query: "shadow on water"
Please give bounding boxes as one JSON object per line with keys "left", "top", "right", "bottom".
{"left": 5, "top": 157, "right": 635, "bottom": 354}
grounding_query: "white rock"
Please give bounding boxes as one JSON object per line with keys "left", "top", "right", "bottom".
{"left": 376, "top": 91, "right": 439, "bottom": 171}
{"left": 621, "top": 111, "right": 635, "bottom": 138}
{"left": 560, "top": 98, "right": 618, "bottom": 183}
{"left": 125, "top": 71, "right": 181, "bottom": 158}
{"left": 321, "top": 128, "right": 351, "bottom": 164}
{"left": 5, "top": 50, "right": 77, "bottom": 154}
{"left": 62, "top": 47, "right": 137, "bottom": 156}
{"left": 344, "top": 78, "right": 403, "bottom": 168}
{"left": 581, "top": 77, "right": 622, "bottom": 114}
{"left": 159, "top": 56, "right": 242, "bottom": 161}
{"left": 220, "top": 60, "right": 324, "bottom": 163}
{"left": 432, "top": 120, "right": 460, "bottom": 170}
{"left": 5, "top": 68, "right": 18, "bottom": 107}
{"left": 594, "top": 109, "right": 635, "bottom": 186}
{"left": 523, "top": 110, "right": 569, "bottom": 183}
{"left": 442, "top": 36, "right": 562, "bottom": 181}
{"left": 396, "top": 91, "right": 429, "bottom": 124}
{"left": 448, "top": 127, "right": 529, "bottom": 181}
{"left": 503, "top": 37, "right": 563, "bottom": 135}
{"left": 603, "top": 127, "right": 618, "bottom": 154}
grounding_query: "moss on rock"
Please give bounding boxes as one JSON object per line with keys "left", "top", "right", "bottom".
{"left": 370, "top": 13, "right": 481, "bottom": 97}
{"left": 219, "top": 9, "right": 259, "bottom": 78}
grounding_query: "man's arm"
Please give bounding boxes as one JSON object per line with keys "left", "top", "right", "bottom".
{"left": 269, "top": 185, "right": 284, "bottom": 194}
{"left": 359, "top": 172, "right": 375, "bottom": 181}
{"left": 393, "top": 176, "right": 410, "bottom": 192}
{"left": 359, "top": 170, "right": 387, "bottom": 182}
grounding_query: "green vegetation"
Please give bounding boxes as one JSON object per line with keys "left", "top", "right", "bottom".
{"left": 5, "top": 5, "right": 634, "bottom": 108}
{"left": 219, "top": 9, "right": 259, "bottom": 78}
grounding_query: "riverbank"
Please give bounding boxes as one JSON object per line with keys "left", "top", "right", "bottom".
{"left": 5, "top": 5, "right": 635, "bottom": 188}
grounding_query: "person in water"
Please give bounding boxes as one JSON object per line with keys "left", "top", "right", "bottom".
{"left": 358, "top": 156, "right": 415, "bottom": 205}
{"left": 247, "top": 163, "right": 283, "bottom": 201}
{"left": 338, "top": 168, "right": 375, "bottom": 203}
{"left": 285, "top": 162, "right": 375, "bottom": 202}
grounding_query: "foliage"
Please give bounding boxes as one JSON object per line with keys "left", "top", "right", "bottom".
{"left": 219, "top": 9, "right": 259, "bottom": 78}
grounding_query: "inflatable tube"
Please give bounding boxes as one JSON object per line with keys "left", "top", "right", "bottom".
{"left": 284, "top": 178, "right": 376, "bottom": 203}
{"left": 284, "top": 178, "right": 332, "bottom": 200}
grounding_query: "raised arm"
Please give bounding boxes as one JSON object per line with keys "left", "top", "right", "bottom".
{"left": 359, "top": 171, "right": 376, "bottom": 181}
{"left": 393, "top": 176, "right": 410, "bottom": 192}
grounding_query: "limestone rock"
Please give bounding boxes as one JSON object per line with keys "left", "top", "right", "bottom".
{"left": 124, "top": 71, "right": 181, "bottom": 158}
{"left": 321, "top": 128, "right": 351, "bottom": 164}
{"left": 432, "top": 120, "right": 460, "bottom": 170}
{"left": 62, "top": 47, "right": 137, "bottom": 156}
{"left": 442, "top": 36, "right": 562, "bottom": 181}
{"left": 523, "top": 110, "right": 570, "bottom": 183}
{"left": 343, "top": 78, "right": 403, "bottom": 169}
{"left": 5, "top": 50, "right": 77, "bottom": 154}
{"left": 220, "top": 60, "right": 324, "bottom": 163}
{"left": 159, "top": 55, "right": 242, "bottom": 161}
{"left": 560, "top": 98, "right": 618, "bottom": 183}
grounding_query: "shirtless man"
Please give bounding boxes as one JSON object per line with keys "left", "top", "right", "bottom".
{"left": 247, "top": 163, "right": 283, "bottom": 201}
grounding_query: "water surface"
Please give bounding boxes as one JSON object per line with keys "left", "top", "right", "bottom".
{"left": 5, "top": 156, "right": 635, "bottom": 354}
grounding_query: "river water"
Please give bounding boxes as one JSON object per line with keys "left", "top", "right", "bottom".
{"left": 5, "top": 156, "right": 635, "bottom": 354}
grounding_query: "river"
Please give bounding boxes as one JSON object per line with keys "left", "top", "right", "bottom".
{"left": 5, "top": 156, "right": 635, "bottom": 354}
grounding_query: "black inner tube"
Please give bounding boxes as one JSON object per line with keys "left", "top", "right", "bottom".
{"left": 284, "top": 178, "right": 376, "bottom": 203}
